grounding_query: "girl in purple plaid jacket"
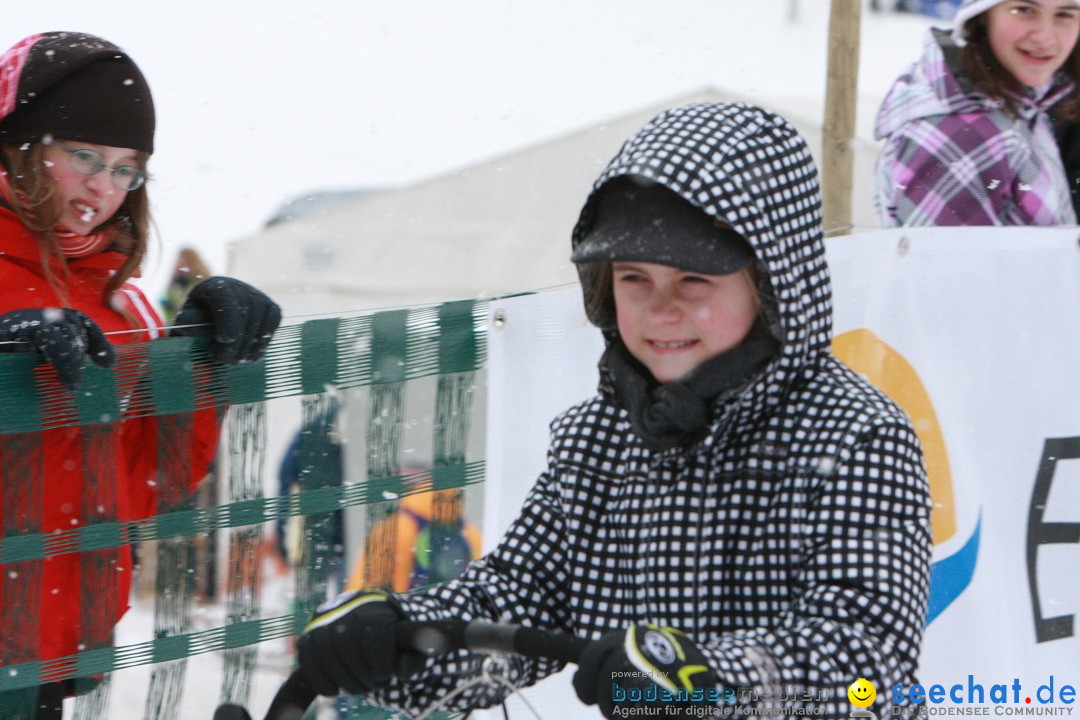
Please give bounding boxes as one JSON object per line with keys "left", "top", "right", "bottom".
{"left": 875, "top": 0, "right": 1080, "bottom": 226}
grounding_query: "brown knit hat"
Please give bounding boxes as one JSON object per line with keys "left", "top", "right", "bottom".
{"left": 0, "top": 31, "right": 155, "bottom": 153}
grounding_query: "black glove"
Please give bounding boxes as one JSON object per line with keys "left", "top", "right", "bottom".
{"left": 296, "top": 589, "right": 424, "bottom": 697}
{"left": 0, "top": 308, "right": 115, "bottom": 390}
{"left": 573, "top": 625, "right": 718, "bottom": 719}
{"left": 172, "top": 276, "right": 281, "bottom": 364}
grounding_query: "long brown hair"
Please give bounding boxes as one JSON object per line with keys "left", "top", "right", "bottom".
{"left": 0, "top": 141, "right": 151, "bottom": 305}
{"left": 960, "top": 11, "right": 1080, "bottom": 120}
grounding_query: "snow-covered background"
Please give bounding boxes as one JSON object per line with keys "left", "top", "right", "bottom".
{"left": 2, "top": 2, "right": 951, "bottom": 717}
{"left": 5, "top": 0, "right": 939, "bottom": 310}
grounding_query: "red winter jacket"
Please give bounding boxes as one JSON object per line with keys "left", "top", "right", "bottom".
{"left": 0, "top": 207, "right": 220, "bottom": 664}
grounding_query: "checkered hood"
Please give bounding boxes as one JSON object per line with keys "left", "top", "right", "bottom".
{"left": 573, "top": 102, "right": 830, "bottom": 418}
{"left": 373, "top": 104, "right": 932, "bottom": 719}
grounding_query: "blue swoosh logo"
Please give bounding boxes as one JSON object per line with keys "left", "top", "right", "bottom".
{"left": 927, "top": 511, "right": 981, "bottom": 625}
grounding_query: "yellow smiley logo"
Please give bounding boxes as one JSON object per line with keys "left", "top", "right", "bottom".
{"left": 848, "top": 678, "right": 876, "bottom": 708}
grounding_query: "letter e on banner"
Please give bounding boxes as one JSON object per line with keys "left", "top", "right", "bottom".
{"left": 1027, "top": 438, "right": 1080, "bottom": 642}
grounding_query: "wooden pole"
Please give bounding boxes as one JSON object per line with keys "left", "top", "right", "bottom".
{"left": 822, "top": 0, "right": 861, "bottom": 235}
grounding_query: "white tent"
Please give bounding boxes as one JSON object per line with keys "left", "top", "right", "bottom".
{"left": 227, "top": 88, "right": 881, "bottom": 316}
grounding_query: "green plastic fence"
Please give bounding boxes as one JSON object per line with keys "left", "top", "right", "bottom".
{"left": 0, "top": 298, "right": 489, "bottom": 720}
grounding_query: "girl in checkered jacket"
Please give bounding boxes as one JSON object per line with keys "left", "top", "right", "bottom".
{"left": 298, "top": 102, "right": 933, "bottom": 720}
{"left": 874, "top": 0, "right": 1080, "bottom": 226}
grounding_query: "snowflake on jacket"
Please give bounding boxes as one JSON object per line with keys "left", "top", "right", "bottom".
{"left": 875, "top": 28, "right": 1076, "bottom": 227}
{"left": 372, "top": 103, "right": 933, "bottom": 719}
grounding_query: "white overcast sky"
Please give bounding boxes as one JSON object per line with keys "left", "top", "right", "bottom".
{"left": 4, "top": 1, "right": 935, "bottom": 306}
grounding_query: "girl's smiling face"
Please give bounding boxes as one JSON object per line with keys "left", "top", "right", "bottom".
{"left": 41, "top": 140, "right": 137, "bottom": 235}
{"left": 613, "top": 261, "right": 760, "bottom": 384}
{"left": 987, "top": 0, "right": 1080, "bottom": 88}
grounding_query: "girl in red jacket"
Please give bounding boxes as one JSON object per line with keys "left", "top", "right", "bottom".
{"left": 0, "top": 31, "right": 281, "bottom": 719}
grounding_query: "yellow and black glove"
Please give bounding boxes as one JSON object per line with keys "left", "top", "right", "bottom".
{"left": 296, "top": 589, "right": 424, "bottom": 697}
{"left": 572, "top": 624, "right": 718, "bottom": 718}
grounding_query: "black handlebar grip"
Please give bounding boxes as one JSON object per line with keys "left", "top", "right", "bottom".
{"left": 212, "top": 704, "right": 254, "bottom": 720}
{"left": 261, "top": 670, "right": 317, "bottom": 720}
{"left": 400, "top": 619, "right": 588, "bottom": 665}
{"left": 511, "top": 625, "right": 590, "bottom": 664}
{"left": 398, "top": 619, "right": 468, "bottom": 657}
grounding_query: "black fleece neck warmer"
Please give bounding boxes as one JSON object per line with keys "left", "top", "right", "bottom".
{"left": 601, "top": 322, "right": 781, "bottom": 451}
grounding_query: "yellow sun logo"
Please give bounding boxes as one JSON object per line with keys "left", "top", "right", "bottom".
{"left": 847, "top": 678, "right": 876, "bottom": 709}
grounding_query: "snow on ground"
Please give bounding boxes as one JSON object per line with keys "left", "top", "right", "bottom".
{"left": 105, "top": 554, "right": 299, "bottom": 719}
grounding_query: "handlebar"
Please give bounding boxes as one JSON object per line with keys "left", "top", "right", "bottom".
{"left": 212, "top": 619, "right": 589, "bottom": 720}
{"left": 403, "top": 619, "right": 588, "bottom": 665}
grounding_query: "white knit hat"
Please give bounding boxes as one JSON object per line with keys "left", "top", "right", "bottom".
{"left": 952, "top": 0, "right": 1080, "bottom": 46}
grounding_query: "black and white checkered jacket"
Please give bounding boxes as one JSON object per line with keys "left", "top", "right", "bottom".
{"left": 378, "top": 103, "right": 932, "bottom": 718}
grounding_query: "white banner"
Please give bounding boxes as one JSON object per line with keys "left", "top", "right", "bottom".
{"left": 483, "top": 227, "right": 1080, "bottom": 716}
{"left": 827, "top": 227, "right": 1080, "bottom": 703}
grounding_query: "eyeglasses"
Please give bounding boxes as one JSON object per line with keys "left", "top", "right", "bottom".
{"left": 54, "top": 141, "right": 146, "bottom": 192}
